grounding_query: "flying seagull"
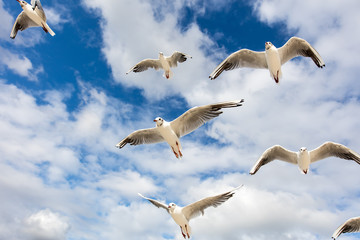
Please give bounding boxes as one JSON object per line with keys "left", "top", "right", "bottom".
{"left": 332, "top": 217, "right": 360, "bottom": 239}
{"left": 10, "top": 0, "right": 55, "bottom": 39}
{"left": 209, "top": 36, "right": 325, "bottom": 83}
{"left": 250, "top": 142, "right": 360, "bottom": 175}
{"left": 126, "top": 51, "right": 192, "bottom": 79}
{"left": 116, "top": 99, "right": 244, "bottom": 159}
{"left": 138, "top": 185, "right": 243, "bottom": 239}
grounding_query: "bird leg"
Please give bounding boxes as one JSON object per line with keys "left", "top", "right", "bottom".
{"left": 171, "top": 147, "right": 179, "bottom": 158}
{"left": 274, "top": 70, "right": 279, "bottom": 83}
{"left": 176, "top": 142, "right": 183, "bottom": 157}
{"left": 41, "top": 23, "right": 48, "bottom": 33}
{"left": 185, "top": 224, "right": 190, "bottom": 238}
{"left": 180, "top": 226, "right": 186, "bottom": 239}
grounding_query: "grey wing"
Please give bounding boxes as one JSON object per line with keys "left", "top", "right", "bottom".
{"left": 115, "top": 128, "right": 165, "bottom": 148}
{"left": 250, "top": 145, "right": 298, "bottom": 175}
{"left": 209, "top": 49, "right": 267, "bottom": 80}
{"left": 126, "top": 59, "right": 162, "bottom": 74}
{"left": 170, "top": 99, "right": 244, "bottom": 138}
{"left": 309, "top": 141, "right": 360, "bottom": 164}
{"left": 278, "top": 36, "right": 325, "bottom": 68}
{"left": 10, "top": 12, "right": 38, "bottom": 39}
{"left": 138, "top": 193, "right": 170, "bottom": 214}
{"left": 31, "top": 0, "right": 43, "bottom": 10}
{"left": 332, "top": 217, "right": 360, "bottom": 239}
{"left": 182, "top": 185, "right": 243, "bottom": 221}
{"left": 166, "top": 51, "right": 191, "bottom": 67}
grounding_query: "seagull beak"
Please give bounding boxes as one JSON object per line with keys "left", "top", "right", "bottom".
{"left": 168, "top": 205, "right": 171, "bottom": 208}
{"left": 16, "top": 0, "right": 20, "bottom": 2}
{"left": 153, "top": 119, "right": 157, "bottom": 122}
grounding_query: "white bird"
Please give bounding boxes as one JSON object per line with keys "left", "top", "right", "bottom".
{"left": 250, "top": 142, "right": 360, "bottom": 175}
{"left": 209, "top": 36, "right": 325, "bottom": 83}
{"left": 126, "top": 51, "right": 192, "bottom": 79}
{"left": 116, "top": 99, "right": 244, "bottom": 159}
{"left": 138, "top": 185, "right": 243, "bottom": 239}
{"left": 10, "top": 0, "right": 55, "bottom": 39}
{"left": 332, "top": 217, "right": 360, "bottom": 239}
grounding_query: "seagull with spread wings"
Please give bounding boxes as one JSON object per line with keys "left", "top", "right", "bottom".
{"left": 138, "top": 185, "right": 243, "bottom": 239}
{"left": 250, "top": 142, "right": 360, "bottom": 175}
{"left": 116, "top": 99, "right": 244, "bottom": 159}
{"left": 126, "top": 51, "right": 192, "bottom": 79}
{"left": 10, "top": 0, "right": 55, "bottom": 39}
{"left": 209, "top": 37, "right": 325, "bottom": 83}
{"left": 332, "top": 216, "right": 360, "bottom": 239}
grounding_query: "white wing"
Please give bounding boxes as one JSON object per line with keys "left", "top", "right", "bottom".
{"left": 166, "top": 51, "right": 191, "bottom": 68}
{"left": 332, "top": 217, "right": 360, "bottom": 239}
{"left": 250, "top": 145, "right": 298, "bottom": 175}
{"left": 170, "top": 99, "right": 244, "bottom": 138}
{"left": 115, "top": 128, "right": 165, "bottom": 148}
{"left": 309, "top": 141, "right": 360, "bottom": 164}
{"left": 209, "top": 49, "right": 267, "bottom": 80}
{"left": 138, "top": 193, "right": 170, "bottom": 214}
{"left": 10, "top": 12, "right": 38, "bottom": 39}
{"left": 31, "top": 0, "right": 46, "bottom": 21}
{"left": 181, "top": 185, "right": 243, "bottom": 221}
{"left": 126, "top": 59, "right": 163, "bottom": 74}
{"left": 278, "top": 36, "right": 325, "bottom": 68}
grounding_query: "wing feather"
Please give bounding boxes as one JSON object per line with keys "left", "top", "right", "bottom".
{"left": 166, "top": 51, "right": 191, "bottom": 67}
{"left": 209, "top": 49, "right": 267, "bottom": 80}
{"left": 332, "top": 217, "right": 360, "bottom": 239}
{"left": 138, "top": 193, "right": 170, "bottom": 214}
{"left": 182, "top": 185, "right": 243, "bottom": 221}
{"left": 170, "top": 99, "right": 244, "bottom": 138}
{"left": 126, "top": 59, "right": 162, "bottom": 74}
{"left": 310, "top": 141, "right": 360, "bottom": 164}
{"left": 250, "top": 145, "right": 298, "bottom": 175}
{"left": 115, "top": 128, "right": 164, "bottom": 148}
{"left": 278, "top": 37, "right": 325, "bottom": 68}
{"left": 10, "top": 12, "right": 38, "bottom": 39}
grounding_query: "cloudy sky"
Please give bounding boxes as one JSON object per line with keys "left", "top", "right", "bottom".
{"left": 1, "top": 0, "right": 360, "bottom": 239}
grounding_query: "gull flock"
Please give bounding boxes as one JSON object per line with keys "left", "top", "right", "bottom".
{"left": 9, "top": 0, "right": 360, "bottom": 239}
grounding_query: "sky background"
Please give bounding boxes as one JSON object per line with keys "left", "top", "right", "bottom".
{"left": 1, "top": 0, "right": 360, "bottom": 239}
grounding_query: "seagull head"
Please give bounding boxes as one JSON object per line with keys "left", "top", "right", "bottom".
{"left": 159, "top": 52, "right": 164, "bottom": 57}
{"left": 168, "top": 203, "right": 176, "bottom": 212}
{"left": 299, "top": 147, "right": 307, "bottom": 153}
{"left": 153, "top": 117, "right": 164, "bottom": 127}
{"left": 265, "top": 42, "right": 273, "bottom": 50}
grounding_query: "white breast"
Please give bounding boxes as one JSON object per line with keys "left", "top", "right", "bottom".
{"left": 23, "top": 5, "right": 43, "bottom": 26}
{"left": 297, "top": 151, "right": 311, "bottom": 173}
{"left": 265, "top": 46, "right": 282, "bottom": 79}
{"left": 171, "top": 207, "right": 188, "bottom": 226}
{"left": 159, "top": 55, "right": 170, "bottom": 71}
{"left": 157, "top": 122, "right": 179, "bottom": 145}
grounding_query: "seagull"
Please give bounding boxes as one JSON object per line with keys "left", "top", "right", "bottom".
{"left": 116, "top": 99, "right": 244, "bottom": 159}
{"left": 10, "top": 0, "right": 55, "bottom": 39}
{"left": 138, "top": 185, "right": 243, "bottom": 239}
{"left": 126, "top": 51, "right": 192, "bottom": 79}
{"left": 332, "top": 217, "right": 360, "bottom": 239}
{"left": 209, "top": 36, "right": 325, "bottom": 83}
{"left": 250, "top": 142, "right": 360, "bottom": 175}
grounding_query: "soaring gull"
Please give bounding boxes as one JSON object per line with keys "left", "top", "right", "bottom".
{"left": 11, "top": 0, "right": 55, "bottom": 39}
{"left": 250, "top": 142, "right": 360, "bottom": 175}
{"left": 126, "top": 51, "right": 192, "bottom": 79}
{"left": 209, "top": 37, "right": 325, "bottom": 83}
{"left": 332, "top": 217, "right": 360, "bottom": 239}
{"left": 138, "top": 185, "right": 243, "bottom": 239}
{"left": 116, "top": 99, "right": 244, "bottom": 159}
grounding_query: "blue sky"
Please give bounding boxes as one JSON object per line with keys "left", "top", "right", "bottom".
{"left": 1, "top": 0, "right": 360, "bottom": 239}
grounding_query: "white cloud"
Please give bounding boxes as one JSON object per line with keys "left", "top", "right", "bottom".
{"left": 23, "top": 209, "right": 70, "bottom": 240}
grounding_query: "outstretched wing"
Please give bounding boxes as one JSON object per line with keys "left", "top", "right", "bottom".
{"left": 250, "top": 145, "right": 298, "bottom": 175}
{"left": 278, "top": 36, "right": 325, "bottom": 68}
{"left": 170, "top": 99, "right": 244, "bottom": 138}
{"left": 209, "top": 49, "right": 267, "bottom": 80}
{"left": 166, "top": 51, "right": 191, "bottom": 67}
{"left": 182, "top": 185, "right": 243, "bottom": 221}
{"left": 310, "top": 141, "right": 360, "bottom": 164}
{"left": 126, "top": 59, "right": 162, "bottom": 74}
{"left": 10, "top": 12, "right": 38, "bottom": 39}
{"left": 332, "top": 217, "right": 360, "bottom": 239}
{"left": 115, "top": 128, "right": 165, "bottom": 148}
{"left": 138, "top": 193, "right": 170, "bottom": 214}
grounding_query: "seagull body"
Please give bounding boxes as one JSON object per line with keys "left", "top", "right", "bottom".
{"left": 116, "top": 99, "right": 244, "bottom": 159}
{"left": 209, "top": 37, "right": 325, "bottom": 83}
{"left": 11, "top": 0, "right": 55, "bottom": 39}
{"left": 250, "top": 142, "right": 360, "bottom": 175}
{"left": 138, "top": 185, "right": 243, "bottom": 239}
{"left": 126, "top": 51, "right": 191, "bottom": 79}
{"left": 332, "top": 217, "right": 360, "bottom": 239}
